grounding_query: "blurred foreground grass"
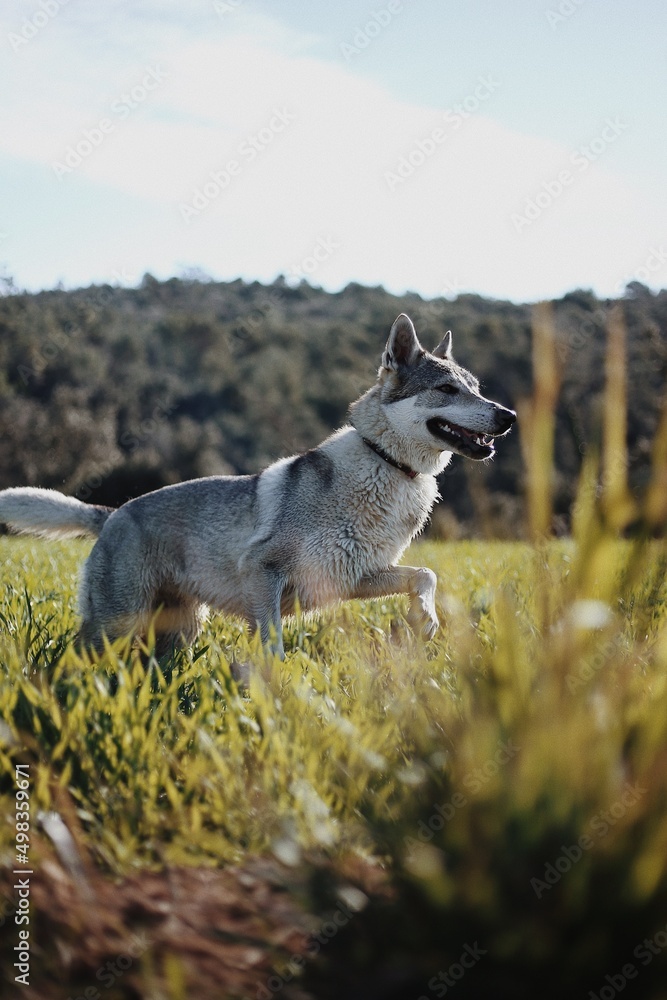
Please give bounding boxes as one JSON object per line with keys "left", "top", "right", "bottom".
{"left": 1, "top": 305, "right": 667, "bottom": 998}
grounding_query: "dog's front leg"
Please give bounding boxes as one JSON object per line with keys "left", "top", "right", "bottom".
{"left": 259, "top": 615, "right": 285, "bottom": 659}
{"left": 246, "top": 565, "right": 286, "bottom": 659}
{"left": 351, "top": 566, "right": 439, "bottom": 640}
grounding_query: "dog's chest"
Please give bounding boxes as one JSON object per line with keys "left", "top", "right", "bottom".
{"left": 351, "top": 472, "right": 432, "bottom": 540}
{"left": 257, "top": 440, "right": 440, "bottom": 606}
{"left": 317, "top": 467, "right": 437, "bottom": 580}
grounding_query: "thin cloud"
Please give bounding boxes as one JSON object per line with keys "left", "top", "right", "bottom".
{"left": 1, "top": 6, "right": 663, "bottom": 299}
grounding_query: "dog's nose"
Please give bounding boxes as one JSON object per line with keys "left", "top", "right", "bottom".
{"left": 496, "top": 407, "right": 517, "bottom": 434}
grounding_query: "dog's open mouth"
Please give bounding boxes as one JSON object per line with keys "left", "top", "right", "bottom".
{"left": 426, "top": 417, "right": 495, "bottom": 460}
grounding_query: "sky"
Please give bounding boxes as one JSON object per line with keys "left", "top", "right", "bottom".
{"left": 1, "top": 0, "right": 666, "bottom": 303}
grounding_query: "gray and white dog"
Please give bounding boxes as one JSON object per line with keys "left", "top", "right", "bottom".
{"left": 0, "top": 314, "right": 515, "bottom": 658}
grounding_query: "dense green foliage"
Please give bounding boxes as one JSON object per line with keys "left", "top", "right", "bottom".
{"left": 1, "top": 276, "right": 665, "bottom": 535}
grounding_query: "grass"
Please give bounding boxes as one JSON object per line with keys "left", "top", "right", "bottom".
{"left": 0, "top": 537, "right": 565, "bottom": 869}
{"left": 2, "top": 533, "right": 667, "bottom": 998}
{"left": 2, "top": 307, "right": 667, "bottom": 998}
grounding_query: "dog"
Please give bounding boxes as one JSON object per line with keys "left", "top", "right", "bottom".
{"left": 0, "top": 314, "right": 515, "bottom": 659}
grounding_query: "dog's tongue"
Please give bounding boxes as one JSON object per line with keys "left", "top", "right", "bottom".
{"left": 457, "top": 425, "right": 476, "bottom": 441}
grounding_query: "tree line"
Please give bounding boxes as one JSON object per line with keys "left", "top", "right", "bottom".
{"left": 1, "top": 275, "right": 665, "bottom": 537}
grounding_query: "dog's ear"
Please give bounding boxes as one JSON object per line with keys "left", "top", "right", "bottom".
{"left": 382, "top": 314, "right": 422, "bottom": 370}
{"left": 432, "top": 330, "right": 453, "bottom": 361}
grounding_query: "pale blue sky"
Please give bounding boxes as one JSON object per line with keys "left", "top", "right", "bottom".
{"left": 1, "top": 0, "right": 665, "bottom": 301}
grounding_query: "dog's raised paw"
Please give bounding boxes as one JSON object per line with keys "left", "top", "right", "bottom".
{"left": 421, "top": 615, "right": 439, "bottom": 641}
{"left": 407, "top": 602, "right": 439, "bottom": 641}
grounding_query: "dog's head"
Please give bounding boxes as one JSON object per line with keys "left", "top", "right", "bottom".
{"left": 378, "top": 314, "right": 516, "bottom": 461}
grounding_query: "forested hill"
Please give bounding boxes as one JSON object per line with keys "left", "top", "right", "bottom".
{"left": 1, "top": 276, "right": 665, "bottom": 537}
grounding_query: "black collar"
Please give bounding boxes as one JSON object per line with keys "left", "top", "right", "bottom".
{"left": 360, "top": 436, "right": 419, "bottom": 479}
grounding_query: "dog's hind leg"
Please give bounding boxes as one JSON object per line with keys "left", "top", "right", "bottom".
{"left": 152, "top": 600, "right": 208, "bottom": 659}
{"left": 350, "top": 565, "right": 439, "bottom": 640}
{"left": 76, "top": 538, "right": 155, "bottom": 654}
{"left": 78, "top": 595, "right": 207, "bottom": 661}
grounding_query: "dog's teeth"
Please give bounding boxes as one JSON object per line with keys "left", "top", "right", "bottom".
{"left": 437, "top": 420, "right": 493, "bottom": 448}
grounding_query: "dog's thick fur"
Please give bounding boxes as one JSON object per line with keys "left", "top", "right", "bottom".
{"left": 0, "top": 314, "right": 515, "bottom": 658}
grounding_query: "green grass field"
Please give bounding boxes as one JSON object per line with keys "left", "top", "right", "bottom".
{"left": 2, "top": 529, "right": 667, "bottom": 999}
{"left": 0, "top": 537, "right": 571, "bottom": 868}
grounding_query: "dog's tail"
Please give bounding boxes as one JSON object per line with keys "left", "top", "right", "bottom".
{"left": 0, "top": 487, "right": 113, "bottom": 539}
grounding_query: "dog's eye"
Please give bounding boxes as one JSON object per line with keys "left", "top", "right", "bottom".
{"left": 439, "top": 384, "right": 459, "bottom": 396}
